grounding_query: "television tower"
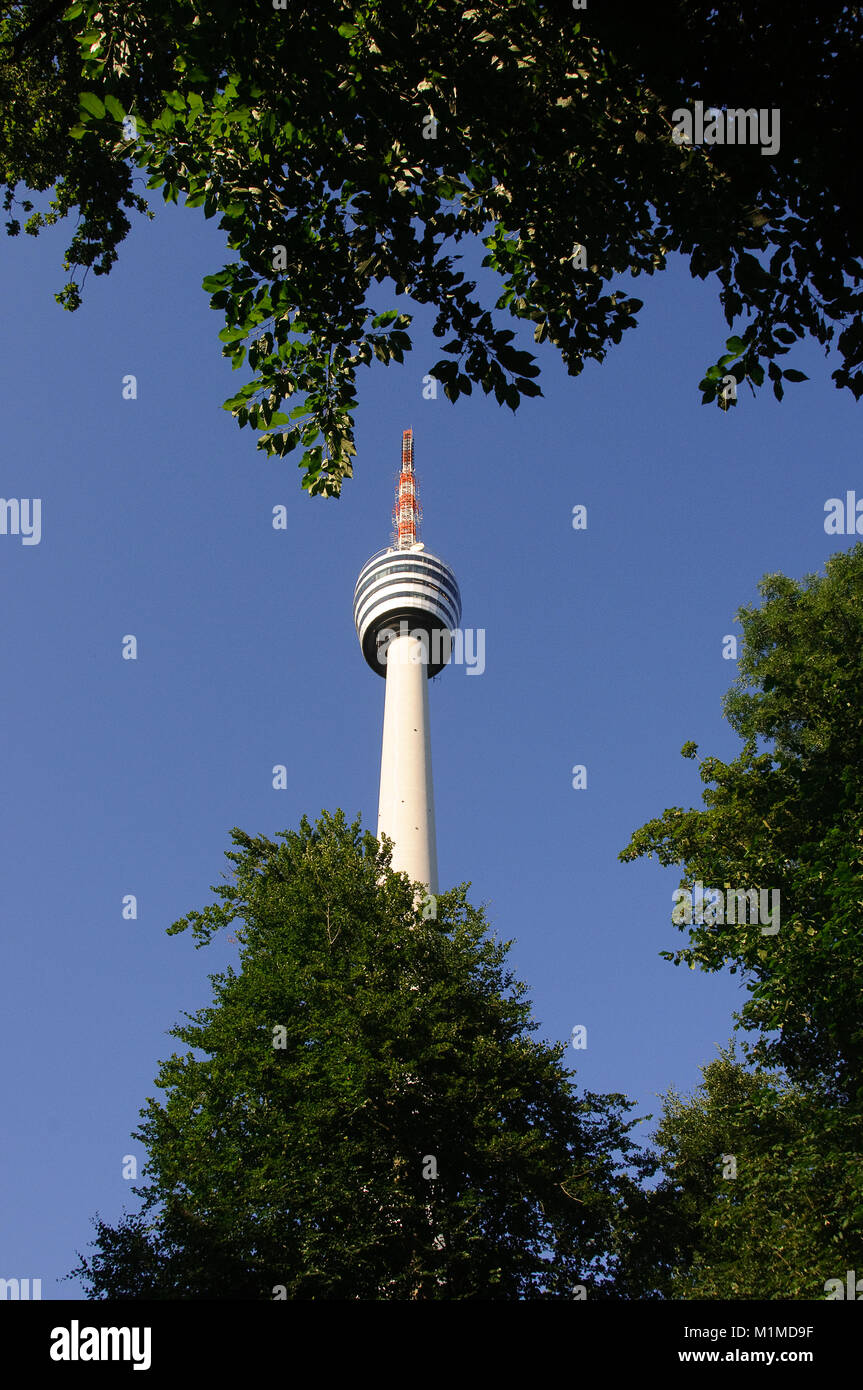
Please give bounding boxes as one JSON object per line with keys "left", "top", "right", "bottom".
{"left": 353, "top": 428, "right": 461, "bottom": 893}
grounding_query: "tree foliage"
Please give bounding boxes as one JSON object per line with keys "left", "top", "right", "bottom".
{"left": 613, "top": 545, "right": 863, "bottom": 1298}
{"left": 0, "top": 0, "right": 151, "bottom": 301}
{"left": 620, "top": 544, "right": 863, "bottom": 1104}
{"left": 2, "top": 1, "right": 862, "bottom": 492}
{"left": 613, "top": 1048, "right": 863, "bottom": 1300}
{"left": 71, "top": 811, "right": 645, "bottom": 1299}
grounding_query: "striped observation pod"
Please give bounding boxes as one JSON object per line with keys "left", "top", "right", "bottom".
{"left": 353, "top": 544, "right": 462, "bottom": 678}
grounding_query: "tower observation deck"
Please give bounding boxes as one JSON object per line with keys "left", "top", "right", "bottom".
{"left": 353, "top": 428, "right": 461, "bottom": 893}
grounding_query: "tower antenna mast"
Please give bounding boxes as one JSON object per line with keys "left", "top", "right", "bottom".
{"left": 393, "top": 426, "right": 422, "bottom": 550}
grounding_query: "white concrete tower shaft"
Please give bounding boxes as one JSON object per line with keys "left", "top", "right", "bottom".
{"left": 353, "top": 428, "right": 461, "bottom": 895}
{"left": 377, "top": 630, "right": 439, "bottom": 892}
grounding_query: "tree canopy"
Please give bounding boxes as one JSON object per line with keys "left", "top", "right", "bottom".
{"left": 2, "top": 0, "right": 862, "bottom": 492}
{"left": 615, "top": 547, "right": 863, "bottom": 1297}
{"left": 613, "top": 1048, "right": 863, "bottom": 1300}
{"left": 71, "top": 811, "right": 645, "bottom": 1299}
{"left": 620, "top": 543, "right": 863, "bottom": 1104}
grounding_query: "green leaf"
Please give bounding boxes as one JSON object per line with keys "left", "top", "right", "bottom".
{"left": 515, "top": 378, "right": 542, "bottom": 397}
{"left": 202, "top": 271, "right": 234, "bottom": 292}
{"left": 79, "top": 92, "right": 105, "bottom": 120}
{"left": 103, "top": 94, "right": 125, "bottom": 122}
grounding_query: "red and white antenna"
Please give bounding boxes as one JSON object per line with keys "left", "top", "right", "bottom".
{"left": 392, "top": 427, "right": 422, "bottom": 549}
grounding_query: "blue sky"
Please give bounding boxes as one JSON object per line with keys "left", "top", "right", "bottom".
{"left": 2, "top": 191, "right": 858, "bottom": 1296}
